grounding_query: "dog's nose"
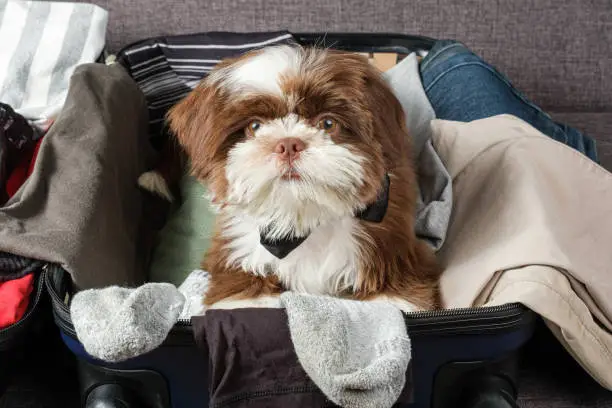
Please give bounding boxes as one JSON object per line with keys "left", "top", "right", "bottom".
{"left": 274, "top": 137, "right": 306, "bottom": 160}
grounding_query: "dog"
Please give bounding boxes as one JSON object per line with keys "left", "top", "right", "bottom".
{"left": 143, "top": 45, "right": 441, "bottom": 313}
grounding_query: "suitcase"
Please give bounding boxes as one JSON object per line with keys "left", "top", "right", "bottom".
{"left": 0, "top": 262, "right": 47, "bottom": 386}
{"left": 0, "top": 52, "right": 113, "bottom": 405}
{"left": 45, "top": 32, "right": 537, "bottom": 408}
{"left": 0, "top": 264, "right": 82, "bottom": 407}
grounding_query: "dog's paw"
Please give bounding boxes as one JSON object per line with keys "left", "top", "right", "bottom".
{"left": 137, "top": 171, "right": 174, "bottom": 202}
{"left": 206, "top": 295, "right": 282, "bottom": 311}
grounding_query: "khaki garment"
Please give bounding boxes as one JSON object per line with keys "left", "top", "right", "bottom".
{"left": 432, "top": 115, "right": 612, "bottom": 389}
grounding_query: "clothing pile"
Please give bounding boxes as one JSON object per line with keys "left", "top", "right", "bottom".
{"left": 0, "top": 0, "right": 108, "bottom": 331}
{"left": 0, "top": 104, "right": 45, "bottom": 328}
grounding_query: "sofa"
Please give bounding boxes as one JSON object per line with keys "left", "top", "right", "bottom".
{"left": 2, "top": 0, "right": 611, "bottom": 407}
{"left": 94, "top": 0, "right": 612, "bottom": 172}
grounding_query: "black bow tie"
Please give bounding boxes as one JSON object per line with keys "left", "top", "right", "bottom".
{"left": 260, "top": 174, "right": 391, "bottom": 259}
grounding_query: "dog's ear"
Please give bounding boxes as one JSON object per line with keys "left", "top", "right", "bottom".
{"left": 166, "top": 83, "right": 217, "bottom": 180}
{"left": 363, "top": 70, "right": 411, "bottom": 167}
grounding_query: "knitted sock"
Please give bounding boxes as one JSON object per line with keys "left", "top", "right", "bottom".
{"left": 280, "top": 292, "right": 411, "bottom": 408}
{"left": 70, "top": 282, "right": 185, "bottom": 362}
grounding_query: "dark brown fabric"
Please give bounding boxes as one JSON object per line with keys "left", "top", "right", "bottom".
{"left": 192, "top": 309, "right": 413, "bottom": 408}
{"left": 192, "top": 309, "right": 335, "bottom": 408}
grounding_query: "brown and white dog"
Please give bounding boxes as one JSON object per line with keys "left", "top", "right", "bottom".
{"left": 148, "top": 45, "right": 441, "bottom": 313}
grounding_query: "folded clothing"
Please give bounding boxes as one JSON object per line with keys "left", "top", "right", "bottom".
{"left": 193, "top": 308, "right": 334, "bottom": 407}
{"left": 383, "top": 53, "right": 452, "bottom": 250}
{"left": 120, "top": 31, "right": 295, "bottom": 145}
{"left": 0, "top": 1, "right": 108, "bottom": 126}
{"left": 148, "top": 174, "right": 216, "bottom": 286}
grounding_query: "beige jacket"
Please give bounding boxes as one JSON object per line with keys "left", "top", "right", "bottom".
{"left": 432, "top": 115, "right": 612, "bottom": 389}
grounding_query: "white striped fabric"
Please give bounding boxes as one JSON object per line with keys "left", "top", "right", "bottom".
{"left": 118, "top": 31, "right": 295, "bottom": 147}
{"left": 0, "top": 0, "right": 108, "bottom": 126}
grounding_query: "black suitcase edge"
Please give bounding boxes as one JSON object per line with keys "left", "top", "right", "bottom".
{"left": 0, "top": 267, "right": 47, "bottom": 352}
{"left": 114, "top": 31, "right": 437, "bottom": 68}
{"left": 46, "top": 265, "right": 535, "bottom": 408}
{"left": 45, "top": 265, "right": 535, "bottom": 346}
{"left": 294, "top": 32, "right": 436, "bottom": 55}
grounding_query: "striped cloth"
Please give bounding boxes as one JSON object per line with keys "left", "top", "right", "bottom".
{"left": 0, "top": 0, "right": 108, "bottom": 127}
{"left": 0, "top": 251, "right": 43, "bottom": 282}
{"left": 118, "top": 31, "right": 295, "bottom": 145}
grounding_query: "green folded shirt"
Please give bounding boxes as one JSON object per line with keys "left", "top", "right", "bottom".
{"left": 148, "top": 174, "right": 216, "bottom": 286}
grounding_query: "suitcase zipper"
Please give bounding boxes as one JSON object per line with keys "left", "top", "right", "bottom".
{"left": 407, "top": 303, "right": 518, "bottom": 320}
{"left": 114, "top": 33, "right": 436, "bottom": 64}
{"left": 0, "top": 265, "right": 46, "bottom": 349}
{"left": 176, "top": 318, "right": 192, "bottom": 326}
{"left": 404, "top": 303, "right": 531, "bottom": 335}
{"left": 45, "top": 264, "right": 79, "bottom": 338}
{"left": 46, "top": 263, "right": 531, "bottom": 339}
{"left": 175, "top": 304, "right": 522, "bottom": 325}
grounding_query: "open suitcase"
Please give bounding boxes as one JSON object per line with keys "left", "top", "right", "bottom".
{"left": 44, "top": 32, "right": 537, "bottom": 408}
{"left": 0, "top": 261, "right": 47, "bottom": 386}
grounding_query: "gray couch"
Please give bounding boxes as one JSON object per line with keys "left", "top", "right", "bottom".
{"left": 79, "top": 0, "right": 612, "bottom": 406}
{"left": 93, "top": 0, "right": 612, "bottom": 172}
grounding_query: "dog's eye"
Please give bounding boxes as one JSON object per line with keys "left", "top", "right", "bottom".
{"left": 245, "top": 120, "right": 262, "bottom": 137}
{"left": 318, "top": 117, "right": 337, "bottom": 133}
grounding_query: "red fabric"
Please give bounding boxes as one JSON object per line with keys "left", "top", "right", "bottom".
{"left": 27, "top": 136, "right": 43, "bottom": 175}
{"left": 0, "top": 274, "right": 34, "bottom": 328}
{"left": 5, "top": 136, "right": 43, "bottom": 198}
{"left": 0, "top": 135, "right": 44, "bottom": 328}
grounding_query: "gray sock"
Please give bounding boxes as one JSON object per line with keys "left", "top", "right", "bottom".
{"left": 70, "top": 283, "right": 185, "bottom": 362}
{"left": 280, "top": 292, "right": 411, "bottom": 408}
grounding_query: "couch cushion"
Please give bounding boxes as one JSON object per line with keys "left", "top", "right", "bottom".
{"left": 70, "top": 0, "right": 611, "bottom": 113}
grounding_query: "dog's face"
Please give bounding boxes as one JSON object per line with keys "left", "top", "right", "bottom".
{"left": 167, "top": 45, "right": 408, "bottom": 239}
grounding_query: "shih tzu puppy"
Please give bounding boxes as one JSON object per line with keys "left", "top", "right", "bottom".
{"left": 147, "top": 45, "right": 441, "bottom": 312}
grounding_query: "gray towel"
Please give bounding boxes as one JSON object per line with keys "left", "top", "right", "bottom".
{"left": 280, "top": 292, "right": 411, "bottom": 408}
{"left": 384, "top": 53, "right": 453, "bottom": 250}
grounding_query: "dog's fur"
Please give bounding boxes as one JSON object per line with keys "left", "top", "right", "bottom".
{"left": 158, "top": 45, "right": 440, "bottom": 312}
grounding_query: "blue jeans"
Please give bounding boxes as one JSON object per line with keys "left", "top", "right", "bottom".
{"left": 419, "top": 40, "right": 599, "bottom": 162}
